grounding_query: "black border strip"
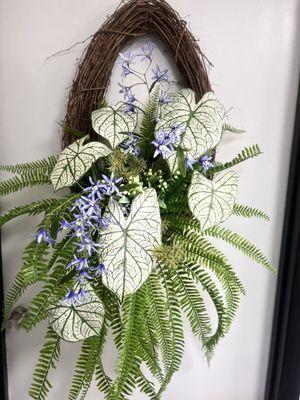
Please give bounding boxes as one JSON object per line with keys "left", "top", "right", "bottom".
{"left": 0, "top": 231, "right": 8, "bottom": 400}
{"left": 265, "top": 76, "right": 300, "bottom": 400}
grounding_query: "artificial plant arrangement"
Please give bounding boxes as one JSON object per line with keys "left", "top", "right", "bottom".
{"left": 0, "top": 42, "right": 273, "bottom": 400}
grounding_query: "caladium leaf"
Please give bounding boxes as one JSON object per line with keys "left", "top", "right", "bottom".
{"left": 91, "top": 104, "right": 137, "bottom": 149}
{"left": 156, "top": 89, "right": 226, "bottom": 172}
{"left": 188, "top": 171, "right": 238, "bottom": 230}
{"left": 48, "top": 284, "right": 104, "bottom": 342}
{"left": 50, "top": 137, "right": 111, "bottom": 191}
{"left": 100, "top": 189, "right": 161, "bottom": 301}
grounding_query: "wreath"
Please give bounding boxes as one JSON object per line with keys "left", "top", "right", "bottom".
{"left": 0, "top": 1, "right": 273, "bottom": 399}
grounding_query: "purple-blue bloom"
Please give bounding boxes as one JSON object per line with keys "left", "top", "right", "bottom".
{"left": 185, "top": 154, "right": 197, "bottom": 170}
{"left": 76, "top": 236, "right": 101, "bottom": 256}
{"left": 99, "top": 175, "right": 123, "bottom": 196}
{"left": 63, "top": 288, "right": 86, "bottom": 306}
{"left": 151, "top": 129, "right": 179, "bottom": 158}
{"left": 92, "top": 263, "right": 107, "bottom": 277}
{"left": 159, "top": 93, "right": 171, "bottom": 105}
{"left": 77, "top": 270, "right": 93, "bottom": 284}
{"left": 199, "top": 155, "right": 214, "bottom": 172}
{"left": 79, "top": 195, "right": 102, "bottom": 217}
{"left": 121, "top": 64, "right": 132, "bottom": 79}
{"left": 116, "top": 51, "right": 136, "bottom": 66}
{"left": 35, "top": 228, "right": 55, "bottom": 245}
{"left": 85, "top": 177, "right": 103, "bottom": 200}
{"left": 151, "top": 65, "right": 169, "bottom": 82}
{"left": 122, "top": 132, "right": 141, "bottom": 156}
{"left": 59, "top": 219, "right": 73, "bottom": 232}
{"left": 139, "top": 43, "right": 155, "bottom": 62}
{"left": 67, "top": 256, "right": 89, "bottom": 271}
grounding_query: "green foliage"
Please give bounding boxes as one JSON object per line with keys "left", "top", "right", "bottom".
{"left": 22, "top": 237, "right": 76, "bottom": 331}
{"left": 29, "top": 326, "right": 60, "bottom": 400}
{"left": 0, "top": 155, "right": 57, "bottom": 175}
{"left": 2, "top": 239, "right": 50, "bottom": 329}
{"left": 0, "top": 170, "right": 51, "bottom": 197}
{"left": 107, "top": 294, "right": 143, "bottom": 399}
{"left": 204, "top": 225, "right": 275, "bottom": 271}
{"left": 0, "top": 198, "right": 63, "bottom": 227}
{"left": 207, "top": 144, "right": 262, "bottom": 175}
{"left": 68, "top": 329, "right": 107, "bottom": 400}
{"left": 233, "top": 203, "right": 270, "bottom": 221}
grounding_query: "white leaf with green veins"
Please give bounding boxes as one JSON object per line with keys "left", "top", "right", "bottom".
{"left": 50, "top": 137, "right": 111, "bottom": 191}
{"left": 100, "top": 188, "right": 161, "bottom": 301}
{"left": 188, "top": 171, "right": 238, "bottom": 230}
{"left": 91, "top": 104, "right": 137, "bottom": 149}
{"left": 48, "top": 284, "right": 104, "bottom": 342}
{"left": 156, "top": 89, "right": 226, "bottom": 172}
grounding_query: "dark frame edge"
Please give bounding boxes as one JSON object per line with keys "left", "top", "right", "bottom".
{"left": 265, "top": 75, "right": 300, "bottom": 400}
{"left": 0, "top": 231, "right": 9, "bottom": 400}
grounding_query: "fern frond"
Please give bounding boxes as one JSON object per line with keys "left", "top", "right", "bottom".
{"left": 185, "top": 263, "right": 227, "bottom": 351}
{"left": 0, "top": 198, "right": 63, "bottom": 227}
{"left": 22, "top": 237, "right": 75, "bottom": 331}
{"left": 0, "top": 171, "right": 51, "bottom": 197}
{"left": 107, "top": 293, "right": 143, "bottom": 399}
{"left": 204, "top": 226, "right": 275, "bottom": 272}
{"left": 171, "top": 266, "right": 212, "bottom": 347}
{"left": 207, "top": 144, "right": 262, "bottom": 175}
{"left": 29, "top": 326, "right": 60, "bottom": 400}
{"left": 233, "top": 203, "right": 270, "bottom": 221}
{"left": 68, "top": 323, "right": 107, "bottom": 400}
{"left": 2, "top": 240, "right": 49, "bottom": 329}
{"left": 0, "top": 155, "right": 57, "bottom": 175}
{"left": 156, "top": 265, "right": 184, "bottom": 397}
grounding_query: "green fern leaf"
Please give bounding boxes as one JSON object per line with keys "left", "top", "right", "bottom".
{"left": 204, "top": 225, "right": 275, "bottom": 272}
{"left": 207, "top": 144, "right": 262, "bottom": 175}
{"left": 0, "top": 155, "right": 57, "bottom": 175}
{"left": 233, "top": 203, "right": 270, "bottom": 221}
{"left": 2, "top": 240, "right": 49, "bottom": 329}
{"left": 0, "top": 171, "right": 51, "bottom": 197}
{"left": 0, "top": 198, "right": 63, "bottom": 227}
{"left": 22, "top": 237, "right": 76, "bottom": 331}
{"left": 28, "top": 326, "right": 60, "bottom": 400}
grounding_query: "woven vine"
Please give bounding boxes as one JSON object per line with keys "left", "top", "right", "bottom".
{"left": 64, "top": 0, "right": 211, "bottom": 147}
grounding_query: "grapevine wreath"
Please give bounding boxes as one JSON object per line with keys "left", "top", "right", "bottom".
{"left": 0, "top": 0, "right": 273, "bottom": 399}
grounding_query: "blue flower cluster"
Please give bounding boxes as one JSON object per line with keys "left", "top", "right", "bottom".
{"left": 122, "top": 131, "right": 141, "bottom": 156}
{"left": 185, "top": 154, "right": 214, "bottom": 172}
{"left": 34, "top": 174, "right": 123, "bottom": 306}
{"left": 116, "top": 43, "right": 170, "bottom": 114}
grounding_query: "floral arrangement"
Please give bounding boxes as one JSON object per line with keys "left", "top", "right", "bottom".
{"left": 0, "top": 43, "right": 273, "bottom": 400}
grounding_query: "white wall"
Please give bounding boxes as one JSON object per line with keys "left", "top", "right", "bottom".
{"left": 0, "top": 1, "right": 299, "bottom": 399}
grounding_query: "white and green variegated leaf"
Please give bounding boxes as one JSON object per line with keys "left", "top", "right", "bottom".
{"left": 156, "top": 89, "right": 226, "bottom": 172}
{"left": 50, "top": 137, "right": 111, "bottom": 191}
{"left": 48, "top": 284, "right": 104, "bottom": 342}
{"left": 91, "top": 104, "right": 137, "bottom": 149}
{"left": 188, "top": 171, "right": 238, "bottom": 230}
{"left": 100, "top": 189, "right": 161, "bottom": 301}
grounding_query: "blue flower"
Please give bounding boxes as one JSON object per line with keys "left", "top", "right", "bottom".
{"left": 151, "top": 130, "right": 177, "bottom": 158}
{"left": 151, "top": 65, "right": 169, "bottom": 82}
{"left": 85, "top": 177, "right": 103, "bottom": 200}
{"left": 124, "top": 103, "right": 136, "bottom": 114}
{"left": 76, "top": 270, "right": 93, "bottom": 284}
{"left": 125, "top": 89, "right": 136, "bottom": 104}
{"left": 159, "top": 93, "right": 171, "bottom": 105}
{"left": 99, "top": 175, "right": 123, "bottom": 196}
{"left": 79, "top": 195, "right": 102, "bottom": 217}
{"left": 121, "top": 64, "right": 132, "bottom": 79}
{"left": 139, "top": 43, "right": 155, "bottom": 61}
{"left": 76, "top": 236, "right": 101, "bottom": 256}
{"left": 59, "top": 219, "right": 73, "bottom": 232}
{"left": 63, "top": 288, "right": 86, "bottom": 306}
{"left": 67, "top": 256, "right": 89, "bottom": 271}
{"left": 199, "top": 155, "right": 214, "bottom": 172}
{"left": 92, "top": 263, "right": 107, "bottom": 277}
{"left": 122, "top": 132, "right": 141, "bottom": 156}
{"left": 185, "top": 154, "right": 197, "bottom": 170}
{"left": 34, "top": 228, "right": 55, "bottom": 245}
{"left": 116, "top": 51, "right": 136, "bottom": 66}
